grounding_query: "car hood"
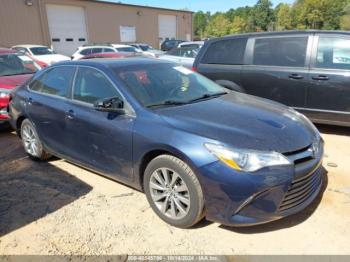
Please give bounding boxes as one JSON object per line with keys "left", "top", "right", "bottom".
{"left": 0, "top": 74, "right": 33, "bottom": 90}
{"left": 156, "top": 92, "right": 317, "bottom": 153}
{"left": 35, "top": 54, "right": 70, "bottom": 64}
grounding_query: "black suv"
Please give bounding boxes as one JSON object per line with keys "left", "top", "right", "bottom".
{"left": 194, "top": 30, "right": 350, "bottom": 127}
{"left": 161, "top": 39, "right": 185, "bottom": 51}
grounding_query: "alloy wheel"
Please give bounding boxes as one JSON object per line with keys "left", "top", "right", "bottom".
{"left": 149, "top": 168, "right": 190, "bottom": 220}
{"left": 22, "top": 124, "right": 39, "bottom": 157}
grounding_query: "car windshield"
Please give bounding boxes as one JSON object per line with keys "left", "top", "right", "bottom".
{"left": 167, "top": 47, "right": 199, "bottom": 58}
{"left": 30, "top": 47, "right": 56, "bottom": 55}
{"left": 0, "top": 54, "right": 40, "bottom": 77}
{"left": 139, "top": 45, "right": 151, "bottom": 51}
{"left": 114, "top": 63, "right": 226, "bottom": 107}
{"left": 117, "top": 47, "right": 137, "bottom": 53}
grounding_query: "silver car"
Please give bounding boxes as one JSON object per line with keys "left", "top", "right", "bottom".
{"left": 158, "top": 47, "right": 199, "bottom": 68}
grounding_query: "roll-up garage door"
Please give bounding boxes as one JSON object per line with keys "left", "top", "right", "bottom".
{"left": 46, "top": 5, "right": 88, "bottom": 56}
{"left": 158, "top": 15, "right": 177, "bottom": 46}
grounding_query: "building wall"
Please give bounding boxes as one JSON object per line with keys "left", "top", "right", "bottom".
{"left": 0, "top": 0, "right": 45, "bottom": 48}
{"left": 0, "top": 0, "right": 192, "bottom": 50}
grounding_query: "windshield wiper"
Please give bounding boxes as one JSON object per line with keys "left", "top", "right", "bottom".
{"left": 187, "top": 92, "right": 228, "bottom": 103}
{"left": 147, "top": 100, "right": 187, "bottom": 108}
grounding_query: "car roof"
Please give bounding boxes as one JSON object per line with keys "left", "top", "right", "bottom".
{"left": 79, "top": 45, "right": 115, "bottom": 49}
{"left": 58, "top": 57, "right": 174, "bottom": 69}
{"left": 180, "top": 41, "right": 204, "bottom": 45}
{"left": 0, "top": 48, "right": 17, "bottom": 54}
{"left": 12, "top": 45, "right": 47, "bottom": 48}
{"left": 215, "top": 30, "right": 350, "bottom": 41}
{"left": 111, "top": 44, "right": 134, "bottom": 48}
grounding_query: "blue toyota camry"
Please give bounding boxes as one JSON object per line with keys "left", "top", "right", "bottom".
{"left": 9, "top": 58, "right": 324, "bottom": 228}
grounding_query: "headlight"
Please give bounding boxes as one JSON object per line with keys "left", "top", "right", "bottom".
{"left": 0, "top": 88, "right": 10, "bottom": 98}
{"left": 205, "top": 143, "right": 291, "bottom": 172}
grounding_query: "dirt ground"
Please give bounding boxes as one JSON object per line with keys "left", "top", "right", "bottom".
{"left": 0, "top": 124, "right": 349, "bottom": 255}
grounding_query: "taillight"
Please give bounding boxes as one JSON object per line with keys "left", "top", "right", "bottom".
{"left": 192, "top": 66, "right": 197, "bottom": 72}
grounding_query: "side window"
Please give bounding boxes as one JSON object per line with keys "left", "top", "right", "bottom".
{"left": 315, "top": 37, "right": 350, "bottom": 70}
{"left": 253, "top": 37, "right": 308, "bottom": 67}
{"left": 73, "top": 67, "right": 120, "bottom": 104}
{"left": 29, "top": 66, "right": 75, "bottom": 97}
{"left": 201, "top": 38, "right": 247, "bottom": 65}
{"left": 91, "top": 48, "right": 103, "bottom": 54}
{"left": 168, "top": 48, "right": 181, "bottom": 56}
{"left": 80, "top": 48, "right": 91, "bottom": 55}
{"left": 103, "top": 48, "right": 115, "bottom": 53}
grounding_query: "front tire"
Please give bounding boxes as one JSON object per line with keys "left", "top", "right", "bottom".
{"left": 21, "top": 119, "right": 51, "bottom": 161}
{"left": 144, "top": 155, "right": 205, "bottom": 228}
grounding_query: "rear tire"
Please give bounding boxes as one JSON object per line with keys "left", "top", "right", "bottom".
{"left": 144, "top": 155, "right": 205, "bottom": 228}
{"left": 21, "top": 119, "right": 51, "bottom": 161}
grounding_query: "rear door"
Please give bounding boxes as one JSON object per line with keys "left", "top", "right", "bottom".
{"left": 241, "top": 34, "right": 312, "bottom": 108}
{"left": 305, "top": 34, "right": 350, "bottom": 124}
{"left": 196, "top": 37, "right": 248, "bottom": 88}
{"left": 26, "top": 66, "right": 76, "bottom": 155}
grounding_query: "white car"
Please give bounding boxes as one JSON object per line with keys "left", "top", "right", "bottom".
{"left": 71, "top": 44, "right": 139, "bottom": 60}
{"left": 130, "top": 43, "right": 164, "bottom": 58}
{"left": 178, "top": 41, "right": 205, "bottom": 49}
{"left": 12, "top": 45, "right": 70, "bottom": 66}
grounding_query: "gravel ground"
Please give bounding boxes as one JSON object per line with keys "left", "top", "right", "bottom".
{"left": 0, "top": 124, "right": 349, "bottom": 255}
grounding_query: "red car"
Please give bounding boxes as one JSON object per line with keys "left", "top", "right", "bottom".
{"left": 79, "top": 52, "right": 136, "bottom": 60}
{"left": 0, "top": 48, "right": 40, "bottom": 123}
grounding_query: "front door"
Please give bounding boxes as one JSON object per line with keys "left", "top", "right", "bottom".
{"left": 65, "top": 66, "right": 134, "bottom": 180}
{"left": 305, "top": 35, "right": 350, "bottom": 124}
{"left": 242, "top": 35, "right": 311, "bottom": 108}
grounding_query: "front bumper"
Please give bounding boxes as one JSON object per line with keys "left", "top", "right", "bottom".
{"left": 199, "top": 144, "right": 324, "bottom": 227}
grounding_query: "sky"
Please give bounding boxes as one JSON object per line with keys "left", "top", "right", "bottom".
{"left": 101, "top": 0, "right": 295, "bottom": 12}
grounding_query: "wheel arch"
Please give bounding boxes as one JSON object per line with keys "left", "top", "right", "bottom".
{"left": 136, "top": 145, "right": 200, "bottom": 192}
{"left": 15, "top": 115, "right": 27, "bottom": 138}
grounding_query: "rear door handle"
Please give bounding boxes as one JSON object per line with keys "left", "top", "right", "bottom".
{"left": 288, "top": 74, "right": 304, "bottom": 80}
{"left": 312, "top": 75, "right": 329, "bottom": 81}
{"left": 27, "top": 97, "right": 33, "bottom": 105}
{"left": 65, "top": 109, "right": 75, "bottom": 120}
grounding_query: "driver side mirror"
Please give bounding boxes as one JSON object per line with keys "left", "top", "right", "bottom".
{"left": 93, "top": 97, "right": 125, "bottom": 114}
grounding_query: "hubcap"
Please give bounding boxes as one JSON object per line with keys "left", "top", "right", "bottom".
{"left": 22, "top": 124, "right": 39, "bottom": 157}
{"left": 149, "top": 168, "right": 190, "bottom": 220}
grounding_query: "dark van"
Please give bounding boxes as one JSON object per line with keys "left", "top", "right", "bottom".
{"left": 194, "top": 30, "right": 350, "bottom": 127}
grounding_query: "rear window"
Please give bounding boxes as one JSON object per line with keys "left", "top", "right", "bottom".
{"left": 201, "top": 38, "right": 247, "bottom": 65}
{"left": 253, "top": 37, "right": 308, "bottom": 67}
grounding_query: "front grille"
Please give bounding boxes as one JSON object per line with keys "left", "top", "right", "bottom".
{"left": 279, "top": 141, "right": 323, "bottom": 212}
{"left": 279, "top": 168, "right": 321, "bottom": 212}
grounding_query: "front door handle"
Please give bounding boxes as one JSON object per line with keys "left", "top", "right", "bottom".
{"left": 288, "top": 74, "right": 304, "bottom": 80}
{"left": 65, "top": 109, "right": 75, "bottom": 120}
{"left": 312, "top": 75, "right": 329, "bottom": 81}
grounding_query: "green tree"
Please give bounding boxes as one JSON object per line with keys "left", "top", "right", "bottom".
{"left": 230, "top": 16, "right": 247, "bottom": 34}
{"left": 252, "top": 0, "right": 275, "bottom": 31}
{"left": 204, "top": 13, "right": 231, "bottom": 37}
{"left": 276, "top": 3, "right": 292, "bottom": 30}
{"left": 193, "top": 11, "right": 210, "bottom": 38}
{"left": 340, "top": 3, "right": 350, "bottom": 29}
